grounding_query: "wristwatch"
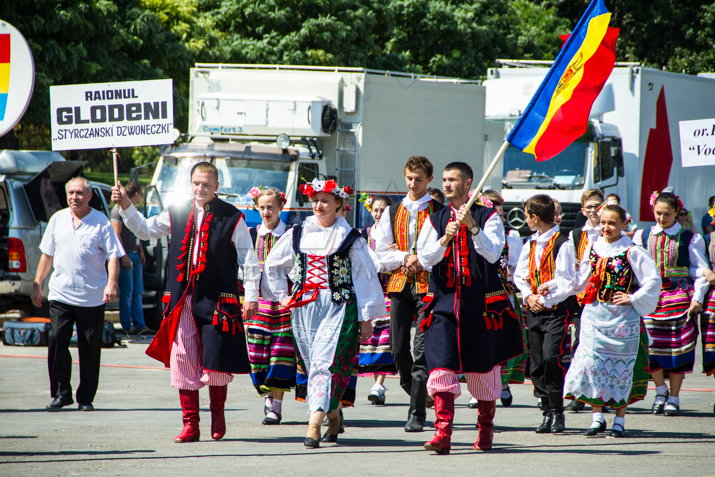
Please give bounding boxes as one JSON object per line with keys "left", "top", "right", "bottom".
{"left": 470, "top": 225, "right": 480, "bottom": 236}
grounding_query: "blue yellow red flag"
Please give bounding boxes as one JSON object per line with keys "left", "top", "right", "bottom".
{"left": 506, "top": 0, "right": 619, "bottom": 162}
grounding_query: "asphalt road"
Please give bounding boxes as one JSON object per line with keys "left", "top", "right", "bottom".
{"left": 1, "top": 333, "right": 714, "bottom": 477}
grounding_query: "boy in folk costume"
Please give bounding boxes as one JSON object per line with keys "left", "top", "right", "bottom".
{"left": 417, "top": 162, "right": 524, "bottom": 454}
{"left": 513, "top": 194, "right": 577, "bottom": 434}
{"left": 372, "top": 156, "right": 444, "bottom": 432}
{"left": 112, "top": 162, "right": 260, "bottom": 443}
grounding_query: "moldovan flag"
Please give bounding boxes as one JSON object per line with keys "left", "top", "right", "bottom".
{"left": 507, "top": 0, "right": 619, "bottom": 162}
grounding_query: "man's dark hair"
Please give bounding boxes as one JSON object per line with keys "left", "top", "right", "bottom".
{"left": 190, "top": 161, "right": 219, "bottom": 181}
{"left": 126, "top": 181, "right": 143, "bottom": 198}
{"left": 709, "top": 196, "right": 715, "bottom": 207}
{"left": 444, "top": 162, "right": 473, "bottom": 181}
{"left": 524, "top": 194, "right": 555, "bottom": 224}
{"left": 427, "top": 187, "right": 445, "bottom": 204}
{"left": 404, "top": 156, "right": 434, "bottom": 178}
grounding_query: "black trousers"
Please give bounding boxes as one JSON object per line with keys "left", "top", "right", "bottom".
{"left": 48, "top": 301, "right": 105, "bottom": 404}
{"left": 389, "top": 283, "right": 427, "bottom": 394}
{"left": 527, "top": 308, "right": 570, "bottom": 412}
{"left": 571, "top": 315, "right": 581, "bottom": 359}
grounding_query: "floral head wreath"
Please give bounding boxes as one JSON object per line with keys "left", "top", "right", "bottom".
{"left": 650, "top": 187, "right": 683, "bottom": 209}
{"left": 247, "top": 186, "right": 287, "bottom": 210}
{"left": 709, "top": 204, "right": 715, "bottom": 226}
{"left": 299, "top": 178, "right": 354, "bottom": 199}
{"left": 359, "top": 193, "right": 375, "bottom": 212}
{"left": 467, "top": 189, "right": 493, "bottom": 209}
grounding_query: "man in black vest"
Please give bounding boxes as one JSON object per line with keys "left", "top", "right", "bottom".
{"left": 112, "top": 162, "right": 259, "bottom": 443}
{"left": 416, "top": 162, "right": 524, "bottom": 454}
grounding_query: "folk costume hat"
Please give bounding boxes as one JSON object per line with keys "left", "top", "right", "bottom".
{"left": 299, "top": 178, "right": 354, "bottom": 199}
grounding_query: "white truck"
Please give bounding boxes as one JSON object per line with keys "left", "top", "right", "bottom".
{"left": 483, "top": 60, "right": 715, "bottom": 235}
{"left": 136, "top": 64, "right": 487, "bottom": 327}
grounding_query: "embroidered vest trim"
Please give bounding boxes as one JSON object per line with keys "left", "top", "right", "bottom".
{"left": 387, "top": 202, "right": 434, "bottom": 294}
{"left": 645, "top": 227, "right": 690, "bottom": 278}
{"left": 589, "top": 246, "right": 635, "bottom": 303}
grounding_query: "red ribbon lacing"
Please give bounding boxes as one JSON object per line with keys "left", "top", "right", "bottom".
{"left": 190, "top": 212, "right": 212, "bottom": 278}
{"left": 286, "top": 255, "right": 327, "bottom": 309}
{"left": 176, "top": 208, "right": 195, "bottom": 282}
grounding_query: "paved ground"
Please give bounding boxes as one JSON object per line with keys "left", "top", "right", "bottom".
{"left": 1, "top": 332, "right": 714, "bottom": 477}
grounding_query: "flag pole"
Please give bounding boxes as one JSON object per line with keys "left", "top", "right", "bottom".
{"left": 112, "top": 148, "right": 119, "bottom": 186}
{"left": 465, "top": 140, "right": 509, "bottom": 209}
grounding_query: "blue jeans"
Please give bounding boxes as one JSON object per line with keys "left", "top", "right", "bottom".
{"left": 118, "top": 252, "right": 145, "bottom": 331}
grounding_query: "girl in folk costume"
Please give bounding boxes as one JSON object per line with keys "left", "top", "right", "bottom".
{"left": 633, "top": 188, "right": 714, "bottom": 416}
{"left": 700, "top": 205, "right": 715, "bottom": 412}
{"left": 358, "top": 194, "right": 398, "bottom": 405}
{"left": 112, "top": 162, "right": 260, "bottom": 443}
{"left": 264, "top": 179, "right": 386, "bottom": 448}
{"left": 545, "top": 205, "right": 661, "bottom": 437}
{"left": 245, "top": 187, "right": 295, "bottom": 425}
{"left": 479, "top": 188, "right": 526, "bottom": 408}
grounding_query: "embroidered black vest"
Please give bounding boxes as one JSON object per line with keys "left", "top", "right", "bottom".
{"left": 642, "top": 226, "right": 693, "bottom": 277}
{"left": 290, "top": 224, "right": 362, "bottom": 305}
{"left": 589, "top": 246, "right": 635, "bottom": 303}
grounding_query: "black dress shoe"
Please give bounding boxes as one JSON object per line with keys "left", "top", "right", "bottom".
{"left": 405, "top": 415, "right": 426, "bottom": 432}
{"left": 565, "top": 400, "right": 585, "bottom": 412}
{"left": 584, "top": 420, "right": 606, "bottom": 436}
{"left": 320, "top": 432, "right": 338, "bottom": 443}
{"left": 46, "top": 396, "right": 74, "bottom": 411}
{"left": 652, "top": 391, "right": 669, "bottom": 414}
{"left": 78, "top": 403, "right": 94, "bottom": 412}
{"left": 501, "top": 386, "right": 513, "bottom": 407}
{"left": 535, "top": 413, "right": 553, "bottom": 433}
{"left": 304, "top": 437, "right": 320, "bottom": 448}
{"left": 262, "top": 411, "right": 281, "bottom": 425}
{"left": 551, "top": 411, "right": 566, "bottom": 433}
{"left": 609, "top": 424, "right": 625, "bottom": 438}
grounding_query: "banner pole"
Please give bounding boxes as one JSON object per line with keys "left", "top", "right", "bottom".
{"left": 465, "top": 140, "right": 510, "bottom": 209}
{"left": 112, "top": 148, "right": 119, "bottom": 186}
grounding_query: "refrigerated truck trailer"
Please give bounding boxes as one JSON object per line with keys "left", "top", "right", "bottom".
{"left": 483, "top": 61, "right": 715, "bottom": 235}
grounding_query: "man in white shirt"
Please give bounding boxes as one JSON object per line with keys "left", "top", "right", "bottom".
{"left": 33, "top": 177, "right": 123, "bottom": 412}
{"left": 372, "top": 155, "right": 444, "bottom": 432}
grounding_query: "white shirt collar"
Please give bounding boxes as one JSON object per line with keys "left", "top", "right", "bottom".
{"left": 402, "top": 193, "right": 432, "bottom": 212}
{"left": 593, "top": 233, "right": 632, "bottom": 256}
{"left": 534, "top": 224, "right": 560, "bottom": 243}
{"left": 303, "top": 215, "right": 350, "bottom": 234}
{"left": 652, "top": 222, "right": 682, "bottom": 235}
{"left": 258, "top": 221, "right": 286, "bottom": 237}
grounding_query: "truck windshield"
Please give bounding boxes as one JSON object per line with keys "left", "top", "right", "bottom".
{"left": 156, "top": 157, "right": 290, "bottom": 207}
{"left": 502, "top": 142, "right": 588, "bottom": 189}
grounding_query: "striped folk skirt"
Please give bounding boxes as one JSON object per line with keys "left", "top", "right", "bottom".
{"left": 245, "top": 298, "right": 296, "bottom": 394}
{"left": 702, "top": 289, "right": 715, "bottom": 376}
{"left": 358, "top": 296, "right": 397, "bottom": 376}
{"left": 643, "top": 281, "right": 697, "bottom": 374}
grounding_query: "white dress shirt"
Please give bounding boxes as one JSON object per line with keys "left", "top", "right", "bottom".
{"left": 633, "top": 223, "right": 710, "bottom": 303}
{"left": 119, "top": 198, "right": 260, "bottom": 302}
{"left": 506, "top": 235, "right": 523, "bottom": 279}
{"left": 571, "top": 234, "right": 662, "bottom": 317}
{"left": 416, "top": 205, "right": 505, "bottom": 270}
{"left": 513, "top": 225, "right": 577, "bottom": 308}
{"left": 373, "top": 193, "right": 433, "bottom": 272}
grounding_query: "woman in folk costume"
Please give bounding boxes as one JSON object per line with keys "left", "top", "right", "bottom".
{"left": 357, "top": 194, "right": 398, "bottom": 405}
{"left": 545, "top": 205, "right": 661, "bottom": 437}
{"left": 700, "top": 205, "right": 715, "bottom": 413}
{"left": 112, "top": 162, "right": 260, "bottom": 443}
{"left": 244, "top": 187, "right": 295, "bottom": 425}
{"left": 264, "top": 179, "right": 386, "bottom": 448}
{"left": 417, "top": 162, "right": 524, "bottom": 454}
{"left": 633, "top": 188, "right": 714, "bottom": 416}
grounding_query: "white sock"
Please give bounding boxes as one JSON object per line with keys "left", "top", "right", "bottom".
{"left": 500, "top": 386, "right": 511, "bottom": 399}
{"left": 469, "top": 396, "right": 478, "bottom": 403}
{"left": 271, "top": 399, "right": 282, "bottom": 414}
{"left": 591, "top": 412, "right": 605, "bottom": 427}
{"left": 654, "top": 385, "right": 668, "bottom": 403}
{"left": 666, "top": 396, "right": 680, "bottom": 406}
{"left": 265, "top": 396, "right": 273, "bottom": 408}
{"left": 371, "top": 383, "right": 385, "bottom": 393}
{"left": 613, "top": 416, "right": 625, "bottom": 429}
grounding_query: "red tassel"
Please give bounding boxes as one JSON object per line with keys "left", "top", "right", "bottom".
{"left": 231, "top": 320, "right": 236, "bottom": 335}
{"left": 177, "top": 272, "right": 184, "bottom": 282}
{"left": 484, "top": 314, "right": 492, "bottom": 330}
{"left": 222, "top": 318, "right": 229, "bottom": 332}
{"left": 212, "top": 313, "right": 218, "bottom": 326}
{"left": 498, "top": 315, "right": 503, "bottom": 329}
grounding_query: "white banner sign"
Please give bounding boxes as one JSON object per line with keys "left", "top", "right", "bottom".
{"left": 679, "top": 118, "right": 715, "bottom": 168}
{"left": 50, "top": 79, "right": 174, "bottom": 151}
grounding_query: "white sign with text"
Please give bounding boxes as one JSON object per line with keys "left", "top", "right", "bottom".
{"left": 50, "top": 79, "right": 173, "bottom": 151}
{"left": 679, "top": 118, "right": 715, "bottom": 168}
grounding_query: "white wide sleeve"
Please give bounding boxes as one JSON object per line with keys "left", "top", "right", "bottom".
{"left": 233, "top": 218, "right": 260, "bottom": 302}
{"left": 118, "top": 204, "right": 171, "bottom": 240}
{"left": 416, "top": 217, "right": 446, "bottom": 271}
{"left": 263, "top": 232, "right": 296, "bottom": 303}
{"left": 471, "top": 212, "right": 505, "bottom": 264}
{"left": 627, "top": 246, "right": 663, "bottom": 316}
{"left": 688, "top": 234, "right": 711, "bottom": 303}
{"left": 367, "top": 247, "right": 385, "bottom": 273}
{"left": 507, "top": 236, "right": 523, "bottom": 278}
{"left": 513, "top": 239, "right": 533, "bottom": 304}
{"left": 632, "top": 229, "right": 645, "bottom": 248}
{"left": 372, "top": 206, "right": 409, "bottom": 272}
{"left": 350, "top": 239, "right": 388, "bottom": 321}
{"left": 542, "top": 238, "right": 578, "bottom": 308}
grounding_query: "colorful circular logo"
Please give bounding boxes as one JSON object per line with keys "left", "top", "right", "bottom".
{"left": 0, "top": 21, "right": 35, "bottom": 137}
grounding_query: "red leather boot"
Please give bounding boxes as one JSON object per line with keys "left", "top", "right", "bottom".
{"left": 175, "top": 389, "right": 200, "bottom": 443}
{"left": 475, "top": 400, "right": 496, "bottom": 450}
{"left": 423, "top": 392, "right": 454, "bottom": 455}
{"left": 209, "top": 385, "right": 227, "bottom": 440}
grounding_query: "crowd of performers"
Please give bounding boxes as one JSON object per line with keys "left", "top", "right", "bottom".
{"left": 111, "top": 157, "right": 715, "bottom": 452}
